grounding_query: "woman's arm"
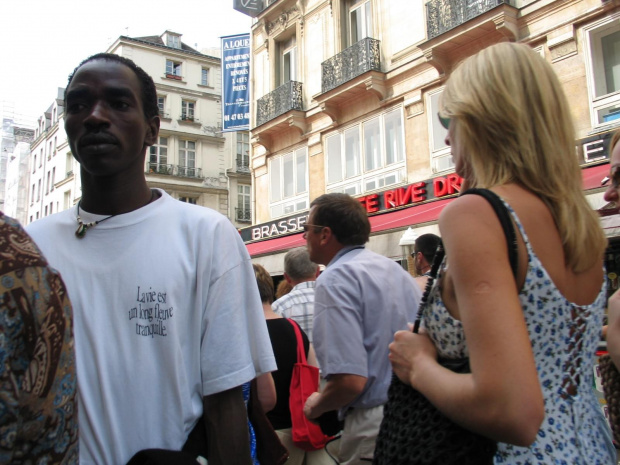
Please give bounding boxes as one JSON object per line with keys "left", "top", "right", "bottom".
{"left": 607, "top": 291, "right": 620, "bottom": 368}
{"left": 307, "top": 343, "right": 319, "bottom": 368}
{"left": 390, "top": 194, "right": 544, "bottom": 446}
{"left": 255, "top": 372, "right": 277, "bottom": 413}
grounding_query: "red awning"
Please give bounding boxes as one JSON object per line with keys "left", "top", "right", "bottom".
{"left": 246, "top": 163, "right": 609, "bottom": 257}
{"left": 246, "top": 197, "right": 454, "bottom": 256}
{"left": 582, "top": 162, "right": 609, "bottom": 190}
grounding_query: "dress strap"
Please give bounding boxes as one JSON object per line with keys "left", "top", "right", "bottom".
{"left": 461, "top": 188, "right": 519, "bottom": 277}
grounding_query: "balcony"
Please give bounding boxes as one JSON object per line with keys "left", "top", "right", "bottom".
{"left": 147, "top": 162, "right": 173, "bottom": 175}
{"left": 179, "top": 115, "right": 201, "bottom": 126}
{"left": 321, "top": 38, "right": 381, "bottom": 94}
{"left": 419, "top": 0, "right": 516, "bottom": 73}
{"left": 256, "top": 81, "right": 303, "bottom": 127}
{"left": 146, "top": 163, "right": 203, "bottom": 179}
{"left": 235, "top": 207, "right": 251, "bottom": 223}
{"left": 236, "top": 157, "right": 250, "bottom": 173}
{"left": 427, "top": 0, "right": 510, "bottom": 39}
{"left": 176, "top": 166, "right": 202, "bottom": 178}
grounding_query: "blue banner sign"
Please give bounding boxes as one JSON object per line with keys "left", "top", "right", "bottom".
{"left": 222, "top": 33, "right": 251, "bottom": 132}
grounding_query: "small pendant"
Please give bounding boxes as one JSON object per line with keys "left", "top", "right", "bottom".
{"left": 75, "top": 222, "right": 89, "bottom": 238}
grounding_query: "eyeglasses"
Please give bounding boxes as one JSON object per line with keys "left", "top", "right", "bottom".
{"left": 438, "top": 113, "right": 451, "bottom": 130}
{"left": 302, "top": 224, "right": 326, "bottom": 233}
{"left": 410, "top": 250, "right": 420, "bottom": 258}
{"left": 602, "top": 166, "right": 620, "bottom": 188}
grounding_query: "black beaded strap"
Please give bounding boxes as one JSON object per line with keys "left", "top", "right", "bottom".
{"left": 412, "top": 188, "right": 519, "bottom": 334}
{"left": 412, "top": 243, "right": 445, "bottom": 334}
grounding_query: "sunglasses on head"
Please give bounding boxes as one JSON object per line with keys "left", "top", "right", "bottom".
{"left": 602, "top": 165, "right": 620, "bottom": 188}
{"left": 438, "top": 113, "right": 451, "bottom": 130}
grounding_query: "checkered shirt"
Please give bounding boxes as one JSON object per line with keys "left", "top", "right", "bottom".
{"left": 272, "top": 281, "right": 316, "bottom": 342}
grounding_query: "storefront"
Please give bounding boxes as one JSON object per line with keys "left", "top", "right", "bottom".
{"left": 242, "top": 127, "right": 617, "bottom": 277}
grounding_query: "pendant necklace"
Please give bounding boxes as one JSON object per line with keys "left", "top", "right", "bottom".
{"left": 75, "top": 202, "right": 117, "bottom": 239}
{"left": 75, "top": 190, "right": 156, "bottom": 239}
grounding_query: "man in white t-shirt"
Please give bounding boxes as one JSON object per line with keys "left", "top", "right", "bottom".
{"left": 27, "top": 53, "right": 276, "bottom": 465}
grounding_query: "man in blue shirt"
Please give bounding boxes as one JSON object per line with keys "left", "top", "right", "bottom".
{"left": 302, "top": 193, "right": 421, "bottom": 464}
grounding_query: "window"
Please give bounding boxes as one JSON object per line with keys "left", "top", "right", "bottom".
{"left": 53, "top": 108, "right": 57, "bottom": 123}
{"left": 33, "top": 154, "right": 36, "bottom": 173}
{"left": 167, "top": 34, "right": 181, "bottom": 49}
{"left": 427, "top": 89, "right": 453, "bottom": 173}
{"left": 237, "top": 132, "right": 250, "bottom": 170}
{"left": 45, "top": 205, "right": 48, "bottom": 216}
{"left": 349, "top": 0, "right": 373, "bottom": 45}
{"left": 49, "top": 202, "right": 53, "bottom": 214}
{"left": 157, "top": 97, "right": 166, "bottom": 117}
{"left": 37, "top": 179, "right": 41, "bottom": 201}
{"left": 149, "top": 137, "right": 168, "bottom": 174}
{"left": 269, "top": 147, "right": 308, "bottom": 218}
{"left": 31, "top": 184, "right": 35, "bottom": 204}
{"left": 586, "top": 15, "right": 620, "bottom": 126}
{"left": 51, "top": 167, "right": 55, "bottom": 190}
{"left": 53, "top": 136, "right": 57, "bottom": 156}
{"left": 63, "top": 191, "right": 71, "bottom": 210}
{"left": 66, "top": 153, "right": 73, "bottom": 176}
{"left": 181, "top": 100, "right": 195, "bottom": 121}
{"left": 179, "top": 140, "right": 196, "bottom": 177}
{"left": 279, "top": 36, "right": 297, "bottom": 84}
{"left": 237, "top": 184, "right": 251, "bottom": 222}
{"left": 179, "top": 197, "right": 197, "bottom": 204}
{"left": 326, "top": 107, "right": 405, "bottom": 195}
{"left": 165, "top": 60, "right": 182, "bottom": 79}
{"left": 201, "top": 68, "right": 209, "bottom": 86}
{"left": 46, "top": 171, "right": 50, "bottom": 194}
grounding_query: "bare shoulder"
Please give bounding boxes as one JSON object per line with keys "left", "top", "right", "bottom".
{"left": 439, "top": 194, "right": 503, "bottom": 244}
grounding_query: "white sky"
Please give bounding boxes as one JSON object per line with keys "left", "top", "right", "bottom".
{"left": 0, "top": 0, "right": 252, "bottom": 124}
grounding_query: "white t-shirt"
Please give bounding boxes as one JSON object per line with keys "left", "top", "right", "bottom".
{"left": 27, "top": 190, "right": 276, "bottom": 465}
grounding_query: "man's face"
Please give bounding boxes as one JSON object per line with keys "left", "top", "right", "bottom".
{"left": 64, "top": 59, "right": 159, "bottom": 178}
{"left": 304, "top": 208, "right": 324, "bottom": 265}
{"left": 413, "top": 250, "right": 423, "bottom": 274}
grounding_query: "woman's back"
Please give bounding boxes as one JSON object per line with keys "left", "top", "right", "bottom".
{"left": 265, "top": 318, "right": 310, "bottom": 430}
{"left": 426, "top": 186, "right": 614, "bottom": 464}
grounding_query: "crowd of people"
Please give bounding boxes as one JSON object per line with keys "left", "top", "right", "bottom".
{"left": 1, "top": 40, "right": 620, "bottom": 465}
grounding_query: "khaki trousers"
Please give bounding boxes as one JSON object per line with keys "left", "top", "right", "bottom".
{"left": 338, "top": 405, "right": 384, "bottom": 465}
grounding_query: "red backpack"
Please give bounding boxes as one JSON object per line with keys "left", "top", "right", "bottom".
{"left": 288, "top": 319, "right": 331, "bottom": 451}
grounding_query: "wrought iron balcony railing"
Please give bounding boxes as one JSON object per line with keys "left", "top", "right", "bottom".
{"left": 146, "top": 163, "right": 202, "bottom": 178}
{"left": 236, "top": 157, "right": 250, "bottom": 173}
{"left": 426, "top": 0, "right": 509, "bottom": 40}
{"left": 147, "top": 162, "right": 174, "bottom": 175}
{"left": 235, "top": 207, "right": 251, "bottom": 222}
{"left": 256, "top": 81, "right": 303, "bottom": 127}
{"left": 180, "top": 115, "right": 200, "bottom": 124}
{"left": 321, "top": 38, "right": 381, "bottom": 94}
{"left": 176, "top": 166, "right": 202, "bottom": 178}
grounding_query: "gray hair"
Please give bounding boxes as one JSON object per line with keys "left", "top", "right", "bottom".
{"left": 284, "top": 247, "right": 318, "bottom": 281}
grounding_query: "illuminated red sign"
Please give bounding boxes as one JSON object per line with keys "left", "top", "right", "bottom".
{"left": 241, "top": 173, "right": 464, "bottom": 242}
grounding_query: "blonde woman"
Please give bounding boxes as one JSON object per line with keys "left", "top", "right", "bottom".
{"left": 604, "top": 131, "right": 620, "bottom": 370}
{"left": 388, "top": 42, "right": 615, "bottom": 464}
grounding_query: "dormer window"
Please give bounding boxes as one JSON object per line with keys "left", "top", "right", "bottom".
{"left": 165, "top": 32, "right": 182, "bottom": 49}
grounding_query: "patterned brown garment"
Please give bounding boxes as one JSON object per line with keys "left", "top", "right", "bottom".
{"left": 0, "top": 213, "right": 78, "bottom": 464}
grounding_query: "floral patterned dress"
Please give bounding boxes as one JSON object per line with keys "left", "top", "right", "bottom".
{"left": 424, "top": 201, "right": 616, "bottom": 465}
{"left": 0, "top": 213, "right": 78, "bottom": 464}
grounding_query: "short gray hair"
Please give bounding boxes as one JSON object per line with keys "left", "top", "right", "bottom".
{"left": 284, "top": 247, "right": 318, "bottom": 281}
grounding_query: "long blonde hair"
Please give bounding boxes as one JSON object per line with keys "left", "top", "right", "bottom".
{"left": 440, "top": 42, "right": 606, "bottom": 272}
